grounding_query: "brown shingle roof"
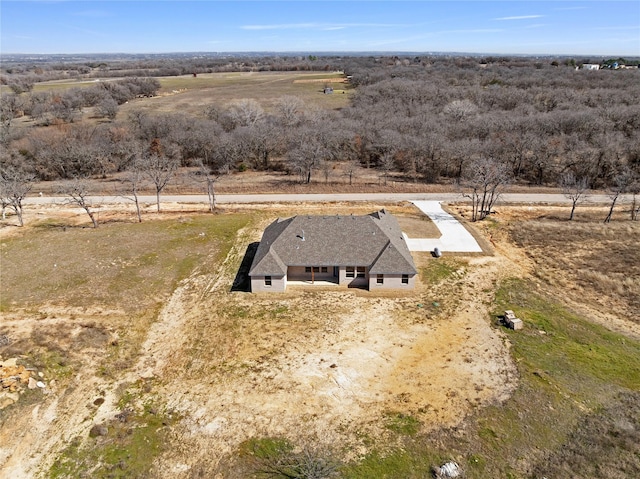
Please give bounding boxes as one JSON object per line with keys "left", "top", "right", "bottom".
{"left": 249, "top": 210, "right": 417, "bottom": 276}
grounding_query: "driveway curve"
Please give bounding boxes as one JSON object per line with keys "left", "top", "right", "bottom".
{"left": 405, "top": 201, "right": 483, "bottom": 253}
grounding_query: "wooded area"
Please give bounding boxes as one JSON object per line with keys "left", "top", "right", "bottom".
{"left": 1, "top": 54, "right": 639, "bottom": 216}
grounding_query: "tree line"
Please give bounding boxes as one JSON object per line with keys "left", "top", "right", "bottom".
{"left": 1, "top": 55, "right": 639, "bottom": 225}
{"left": 1, "top": 77, "right": 160, "bottom": 133}
{"left": 1, "top": 54, "right": 343, "bottom": 91}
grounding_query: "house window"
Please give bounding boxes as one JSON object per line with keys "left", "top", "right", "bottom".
{"left": 377, "top": 274, "right": 384, "bottom": 284}
{"left": 305, "top": 267, "right": 311, "bottom": 273}
{"left": 313, "top": 266, "right": 320, "bottom": 273}
{"left": 346, "top": 266, "right": 355, "bottom": 278}
{"left": 402, "top": 274, "right": 409, "bottom": 284}
{"left": 321, "top": 266, "right": 328, "bottom": 273}
{"left": 357, "top": 266, "right": 366, "bottom": 278}
{"left": 265, "top": 276, "right": 272, "bottom": 286}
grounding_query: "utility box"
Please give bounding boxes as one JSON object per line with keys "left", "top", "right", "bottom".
{"left": 504, "top": 310, "right": 523, "bottom": 330}
{"left": 509, "top": 318, "right": 523, "bottom": 330}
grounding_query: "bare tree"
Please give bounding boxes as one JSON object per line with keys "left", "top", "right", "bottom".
{"left": 214, "top": 133, "right": 244, "bottom": 173}
{"left": 277, "top": 95, "right": 305, "bottom": 127}
{"left": 120, "top": 159, "right": 144, "bottom": 222}
{"left": 343, "top": 160, "right": 359, "bottom": 186}
{"left": 0, "top": 93, "right": 23, "bottom": 145}
{"left": 193, "top": 160, "right": 219, "bottom": 213}
{"left": 234, "top": 122, "right": 284, "bottom": 170}
{"left": 8, "top": 76, "right": 34, "bottom": 94}
{"left": 95, "top": 97, "right": 118, "bottom": 120}
{"left": 378, "top": 153, "right": 395, "bottom": 186}
{"left": 560, "top": 172, "right": 589, "bottom": 221}
{"left": 0, "top": 195, "right": 9, "bottom": 222}
{"left": 287, "top": 125, "right": 336, "bottom": 184}
{"left": 227, "top": 99, "right": 265, "bottom": 128}
{"left": 443, "top": 99, "right": 478, "bottom": 122}
{"left": 288, "top": 142, "right": 322, "bottom": 184}
{"left": 59, "top": 178, "right": 99, "bottom": 228}
{"left": 140, "top": 150, "right": 179, "bottom": 213}
{"left": 604, "top": 169, "right": 632, "bottom": 223}
{"left": 0, "top": 166, "right": 34, "bottom": 227}
{"left": 629, "top": 177, "right": 640, "bottom": 221}
{"left": 461, "top": 157, "right": 510, "bottom": 222}
{"left": 320, "top": 160, "right": 332, "bottom": 184}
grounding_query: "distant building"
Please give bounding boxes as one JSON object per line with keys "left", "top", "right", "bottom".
{"left": 249, "top": 209, "right": 417, "bottom": 292}
{"left": 581, "top": 64, "right": 600, "bottom": 70}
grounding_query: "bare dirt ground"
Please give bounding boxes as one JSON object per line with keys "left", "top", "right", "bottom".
{"left": 2, "top": 199, "right": 635, "bottom": 478}
{"left": 137, "top": 244, "right": 518, "bottom": 477}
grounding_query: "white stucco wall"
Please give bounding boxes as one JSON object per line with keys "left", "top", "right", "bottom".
{"left": 251, "top": 275, "right": 286, "bottom": 292}
{"left": 369, "top": 273, "right": 416, "bottom": 290}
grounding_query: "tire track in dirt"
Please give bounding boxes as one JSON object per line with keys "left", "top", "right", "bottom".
{"left": 0, "top": 223, "right": 259, "bottom": 479}
{"left": 91, "top": 224, "right": 259, "bottom": 427}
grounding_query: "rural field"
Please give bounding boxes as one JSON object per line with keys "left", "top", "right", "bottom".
{"left": 1, "top": 198, "right": 638, "bottom": 479}
{"left": 8, "top": 70, "right": 352, "bottom": 128}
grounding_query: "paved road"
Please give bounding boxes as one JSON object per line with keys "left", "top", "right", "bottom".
{"left": 24, "top": 192, "right": 617, "bottom": 205}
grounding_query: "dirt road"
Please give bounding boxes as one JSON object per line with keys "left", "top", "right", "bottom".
{"left": 24, "top": 192, "right": 617, "bottom": 206}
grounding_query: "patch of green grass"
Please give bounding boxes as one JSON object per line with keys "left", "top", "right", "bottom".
{"left": 23, "top": 350, "right": 74, "bottom": 381}
{"left": 496, "top": 278, "right": 640, "bottom": 392}
{"left": 420, "top": 258, "right": 466, "bottom": 286}
{"left": 270, "top": 304, "right": 290, "bottom": 318}
{"left": 0, "top": 213, "right": 251, "bottom": 312}
{"left": 384, "top": 411, "right": 422, "bottom": 436}
{"left": 343, "top": 449, "right": 438, "bottom": 479}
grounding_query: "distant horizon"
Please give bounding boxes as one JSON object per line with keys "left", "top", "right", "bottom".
{"left": 2, "top": 50, "right": 637, "bottom": 60}
{"left": 2, "top": 1, "right": 638, "bottom": 57}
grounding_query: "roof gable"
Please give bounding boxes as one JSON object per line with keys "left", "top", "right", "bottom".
{"left": 369, "top": 240, "right": 418, "bottom": 274}
{"left": 248, "top": 217, "right": 292, "bottom": 276}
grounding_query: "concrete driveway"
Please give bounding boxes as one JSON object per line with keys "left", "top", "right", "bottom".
{"left": 404, "top": 201, "right": 483, "bottom": 253}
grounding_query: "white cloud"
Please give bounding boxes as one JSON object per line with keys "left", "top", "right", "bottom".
{"left": 494, "top": 15, "right": 544, "bottom": 21}
{"left": 241, "top": 22, "right": 413, "bottom": 31}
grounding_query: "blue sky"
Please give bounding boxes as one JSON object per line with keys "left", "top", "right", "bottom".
{"left": 1, "top": 1, "right": 639, "bottom": 56}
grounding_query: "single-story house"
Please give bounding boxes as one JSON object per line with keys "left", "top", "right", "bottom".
{"left": 249, "top": 209, "right": 417, "bottom": 292}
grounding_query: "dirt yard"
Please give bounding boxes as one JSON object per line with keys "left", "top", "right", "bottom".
{"left": 1, "top": 200, "right": 637, "bottom": 478}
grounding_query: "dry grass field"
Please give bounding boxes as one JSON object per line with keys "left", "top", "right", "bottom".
{"left": 508, "top": 210, "right": 640, "bottom": 327}
{"left": 1, "top": 201, "right": 639, "bottom": 479}
{"left": 25, "top": 71, "right": 352, "bottom": 119}
{"left": 119, "top": 71, "right": 351, "bottom": 117}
